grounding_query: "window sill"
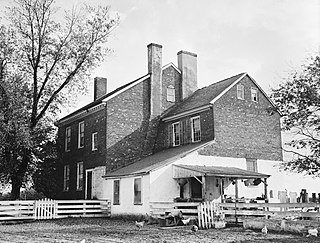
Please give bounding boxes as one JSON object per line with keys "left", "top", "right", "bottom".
{"left": 113, "top": 203, "right": 120, "bottom": 205}
{"left": 134, "top": 203, "right": 143, "bottom": 206}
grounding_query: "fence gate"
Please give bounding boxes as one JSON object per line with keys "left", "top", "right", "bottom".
{"left": 197, "top": 201, "right": 225, "bottom": 229}
{"left": 34, "top": 198, "right": 57, "bottom": 220}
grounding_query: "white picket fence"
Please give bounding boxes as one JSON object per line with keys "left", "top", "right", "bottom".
{"left": 0, "top": 199, "right": 111, "bottom": 221}
{"left": 197, "top": 201, "right": 225, "bottom": 229}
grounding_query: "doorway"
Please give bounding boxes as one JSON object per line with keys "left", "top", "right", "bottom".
{"left": 191, "top": 177, "right": 202, "bottom": 199}
{"left": 86, "top": 169, "right": 93, "bottom": 199}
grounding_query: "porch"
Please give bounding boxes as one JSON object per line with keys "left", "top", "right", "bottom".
{"left": 172, "top": 164, "right": 270, "bottom": 204}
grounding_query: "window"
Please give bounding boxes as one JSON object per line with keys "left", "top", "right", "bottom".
{"left": 92, "top": 132, "right": 98, "bottom": 151}
{"left": 63, "top": 165, "right": 70, "bottom": 191}
{"left": 78, "top": 121, "right": 84, "bottom": 148}
{"left": 246, "top": 158, "right": 258, "bottom": 172}
{"left": 134, "top": 178, "right": 142, "bottom": 204}
{"left": 251, "top": 88, "right": 258, "bottom": 102}
{"left": 237, "top": 84, "right": 244, "bottom": 100}
{"left": 76, "top": 162, "right": 83, "bottom": 191}
{"left": 167, "top": 85, "right": 175, "bottom": 102}
{"left": 172, "top": 122, "right": 181, "bottom": 146}
{"left": 191, "top": 116, "right": 201, "bottom": 142}
{"left": 65, "top": 127, "right": 71, "bottom": 152}
{"left": 113, "top": 180, "right": 120, "bottom": 205}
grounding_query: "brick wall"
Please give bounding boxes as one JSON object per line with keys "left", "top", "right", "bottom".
{"left": 106, "top": 78, "right": 151, "bottom": 171}
{"left": 56, "top": 108, "right": 106, "bottom": 199}
{"left": 199, "top": 75, "right": 283, "bottom": 161}
{"left": 161, "top": 65, "right": 181, "bottom": 111}
{"left": 154, "top": 109, "right": 214, "bottom": 151}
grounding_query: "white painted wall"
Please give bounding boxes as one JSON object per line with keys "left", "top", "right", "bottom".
{"left": 104, "top": 174, "right": 150, "bottom": 216}
{"left": 92, "top": 166, "right": 106, "bottom": 199}
{"left": 101, "top": 150, "right": 320, "bottom": 216}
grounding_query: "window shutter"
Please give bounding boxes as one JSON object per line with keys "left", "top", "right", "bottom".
{"left": 168, "top": 123, "right": 173, "bottom": 147}
{"left": 186, "top": 119, "right": 191, "bottom": 143}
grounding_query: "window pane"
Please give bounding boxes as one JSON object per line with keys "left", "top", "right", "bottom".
{"left": 65, "top": 127, "right": 71, "bottom": 151}
{"left": 92, "top": 132, "right": 98, "bottom": 150}
{"left": 114, "top": 180, "right": 120, "bottom": 205}
{"left": 191, "top": 117, "right": 201, "bottom": 142}
{"left": 63, "top": 165, "right": 70, "bottom": 191}
{"left": 172, "top": 122, "right": 180, "bottom": 146}
{"left": 167, "top": 85, "right": 175, "bottom": 102}
{"left": 134, "top": 178, "right": 142, "bottom": 204}
{"left": 237, "top": 84, "right": 244, "bottom": 99}
{"left": 78, "top": 122, "right": 84, "bottom": 148}
{"left": 251, "top": 88, "right": 258, "bottom": 102}
{"left": 77, "top": 162, "right": 83, "bottom": 190}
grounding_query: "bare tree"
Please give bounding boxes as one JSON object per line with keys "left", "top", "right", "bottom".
{"left": 0, "top": 0, "right": 119, "bottom": 199}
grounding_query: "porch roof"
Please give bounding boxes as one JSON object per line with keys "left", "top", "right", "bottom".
{"left": 173, "top": 164, "right": 270, "bottom": 179}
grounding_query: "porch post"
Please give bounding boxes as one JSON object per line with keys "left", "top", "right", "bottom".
{"left": 202, "top": 176, "right": 206, "bottom": 201}
{"left": 235, "top": 179, "right": 239, "bottom": 201}
{"left": 220, "top": 179, "right": 224, "bottom": 203}
{"left": 264, "top": 178, "right": 268, "bottom": 202}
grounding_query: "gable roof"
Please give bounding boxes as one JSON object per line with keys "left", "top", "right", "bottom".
{"left": 163, "top": 73, "right": 245, "bottom": 119}
{"left": 162, "top": 72, "right": 279, "bottom": 121}
{"left": 56, "top": 74, "right": 150, "bottom": 125}
{"left": 103, "top": 141, "right": 214, "bottom": 178}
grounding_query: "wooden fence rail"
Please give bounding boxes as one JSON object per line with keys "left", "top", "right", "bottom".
{"left": 0, "top": 199, "right": 111, "bottom": 221}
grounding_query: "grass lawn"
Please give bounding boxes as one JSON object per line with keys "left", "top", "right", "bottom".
{"left": 0, "top": 217, "right": 317, "bottom": 243}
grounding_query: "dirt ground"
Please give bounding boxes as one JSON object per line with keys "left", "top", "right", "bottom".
{"left": 0, "top": 217, "right": 318, "bottom": 243}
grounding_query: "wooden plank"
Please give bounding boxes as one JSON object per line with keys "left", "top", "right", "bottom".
{"left": 174, "top": 202, "right": 200, "bottom": 207}
{"left": 179, "top": 209, "right": 198, "bottom": 214}
{"left": 197, "top": 205, "right": 201, "bottom": 229}
{"left": 56, "top": 204, "right": 101, "bottom": 209}
{"left": 221, "top": 202, "right": 320, "bottom": 208}
{"left": 222, "top": 209, "right": 320, "bottom": 218}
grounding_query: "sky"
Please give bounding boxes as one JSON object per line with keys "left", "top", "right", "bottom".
{"left": 1, "top": 0, "right": 319, "bottom": 115}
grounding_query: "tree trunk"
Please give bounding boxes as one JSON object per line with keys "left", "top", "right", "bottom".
{"left": 10, "top": 175, "right": 22, "bottom": 200}
{"left": 10, "top": 149, "right": 30, "bottom": 200}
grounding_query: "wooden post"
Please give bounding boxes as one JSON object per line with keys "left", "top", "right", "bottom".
{"left": 234, "top": 179, "right": 238, "bottom": 224}
{"left": 220, "top": 179, "right": 224, "bottom": 203}
{"left": 235, "top": 179, "right": 239, "bottom": 201}
{"left": 264, "top": 178, "right": 268, "bottom": 202}
{"left": 202, "top": 176, "right": 206, "bottom": 201}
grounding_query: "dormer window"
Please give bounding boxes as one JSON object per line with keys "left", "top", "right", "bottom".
{"left": 167, "top": 85, "right": 175, "bottom": 102}
{"left": 251, "top": 88, "right": 258, "bottom": 102}
{"left": 172, "top": 122, "right": 180, "bottom": 146}
{"left": 237, "top": 84, "right": 244, "bottom": 100}
{"left": 191, "top": 116, "right": 201, "bottom": 142}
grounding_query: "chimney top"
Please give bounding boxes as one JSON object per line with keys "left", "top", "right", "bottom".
{"left": 94, "top": 77, "right": 107, "bottom": 101}
{"left": 177, "top": 50, "right": 197, "bottom": 57}
{"left": 147, "top": 43, "right": 163, "bottom": 49}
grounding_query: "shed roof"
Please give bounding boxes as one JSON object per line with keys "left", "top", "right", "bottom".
{"left": 103, "top": 141, "right": 214, "bottom": 178}
{"left": 173, "top": 164, "right": 270, "bottom": 179}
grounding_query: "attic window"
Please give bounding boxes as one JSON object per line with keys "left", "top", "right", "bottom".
{"left": 246, "top": 158, "right": 258, "bottom": 172}
{"left": 237, "top": 84, "right": 244, "bottom": 100}
{"left": 251, "top": 88, "right": 258, "bottom": 102}
{"left": 167, "top": 85, "right": 175, "bottom": 102}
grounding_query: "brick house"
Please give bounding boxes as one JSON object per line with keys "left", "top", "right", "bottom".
{"left": 56, "top": 43, "right": 286, "bottom": 215}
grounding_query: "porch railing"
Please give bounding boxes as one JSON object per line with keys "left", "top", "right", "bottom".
{"left": 150, "top": 201, "right": 200, "bottom": 218}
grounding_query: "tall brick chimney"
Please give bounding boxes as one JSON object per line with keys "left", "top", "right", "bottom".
{"left": 94, "top": 77, "right": 107, "bottom": 101}
{"left": 147, "top": 43, "right": 162, "bottom": 118}
{"left": 177, "top": 50, "right": 198, "bottom": 100}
